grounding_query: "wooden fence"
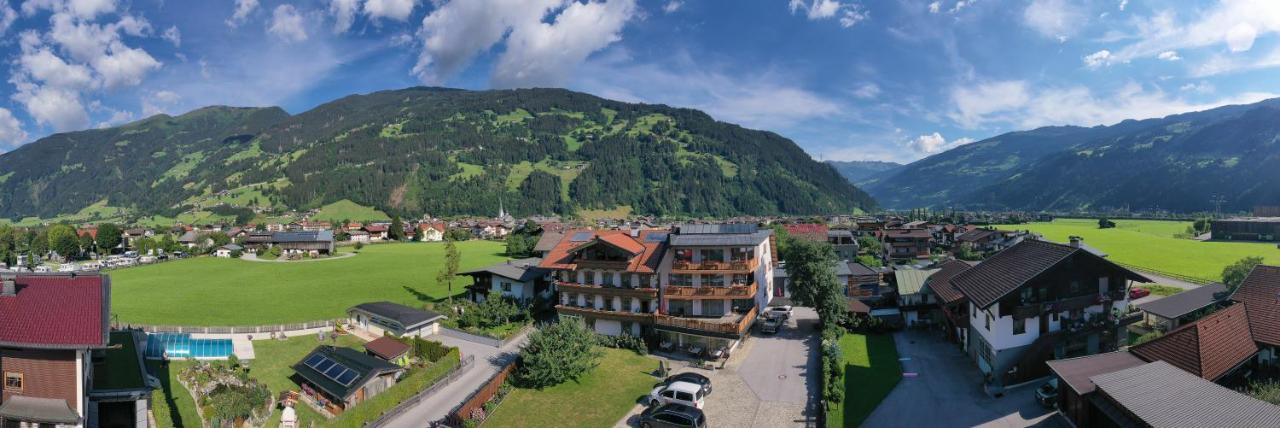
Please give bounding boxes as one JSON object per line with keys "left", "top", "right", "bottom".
{"left": 115, "top": 320, "right": 335, "bottom": 335}
{"left": 447, "top": 360, "right": 517, "bottom": 426}
{"left": 1114, "top": 262, "right": 1215, "bottom": 285}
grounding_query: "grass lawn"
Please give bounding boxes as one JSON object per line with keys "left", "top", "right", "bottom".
{"left": 827, "top": 334, "right": 902, "bottom": 428}
{"left": 1135, "top": 284, "right": 1185, "bottom": 297}
{"left": 311, "top": 199, "right": 391, "bottom": 223}
{"left": 110, "top": 241, "right": 507, "bottom": 325}
{"left": 147, "top": 360, "right": 200, "bottom": 428}
{"left": 995, "top": 218, "right": 1280, "bottom": 282}
{"left": 484, "top": 348, "right": 658, "bottom": 427}
{"left": 254, "top": 335, "right": 366, "bottom": 428}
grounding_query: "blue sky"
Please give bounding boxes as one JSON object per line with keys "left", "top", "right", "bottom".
{"left": 1, "top": 0, "right": 1279, "bottom": 163}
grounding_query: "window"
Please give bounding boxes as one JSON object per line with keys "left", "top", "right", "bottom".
{"left": 1052, "top": 312, "right": 1060, "bottom": 322}
{"left": 1013, "top": 318, "right": 1026, "bottom": 335}
{"left": 985, "top": 311, "right": 992, "bottom": 330}
{"left": 702, "top": 248, "right": 725, "bottom": 262}
{"left": 1070, "top": 280, "right": 1080, "bottom": 293}
{"left": 655, "top": 414, "right": 689, "bottom": 425}
{"left": 701, "top": 300, "right": 726, "bottom": 316}
{"left": 501, "top": 282, "right": 512, "bottom": 292}
{"left": 4, "top": 372, "right": 21, "bottom": 391}
{"left": 676, "top": 391, "right": 694, "bottom": 401}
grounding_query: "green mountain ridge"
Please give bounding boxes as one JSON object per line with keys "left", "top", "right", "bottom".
{"left": 0, "top": 87, "right": 876, "bottom": 222}
{"left": 865, "top": 98, "right": 1280, "bottom": 212}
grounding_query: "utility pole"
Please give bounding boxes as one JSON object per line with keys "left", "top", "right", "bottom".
{"left": 1210, "top": 195, "right": 1226, "bottom": 218}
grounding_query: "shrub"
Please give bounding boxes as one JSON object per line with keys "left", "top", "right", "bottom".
{"left": 595, "top": 333, "right": 647, "bottom": 355}
{"left": 354, "top": 242, "right": 364, "bottom": 251}
{"left": 516, "top": 321, "right": 603, "bottom": 389}
{"left": 821, "top": 340, "right": 845, "bottom": 409}
{"left": 266, "top": 246, "right": 283, "bottom": 259}
{"left": 1133, "top": 331, "right": 1163, "bottom": 345}
{"left": 1249, "top": 380, "right": 1280, "bottom": 405}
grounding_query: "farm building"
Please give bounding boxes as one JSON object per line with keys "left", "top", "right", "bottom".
{"left": 1211, "top": 217, "right": 1280, "bottom": 241}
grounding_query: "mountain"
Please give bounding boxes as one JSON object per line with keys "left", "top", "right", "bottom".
{"left": 865, "top": 98, "right": 1280, "bottom": 212}
{"left": 826, "top": 160, "right": 902, "bottom": 185}
{"left": 0, "top": 87, "right": 875, "bottom": 222}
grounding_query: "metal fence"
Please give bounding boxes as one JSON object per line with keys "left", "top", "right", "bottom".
{"left": 116, "top": 320, "right": 335, "bottom": 335}
{"left": 438, "top": 325, "right": 534, "bottom": 348}
{"left": 366, "top": 354, "right": 476, "bottom": 427}
{"left": 1114, "top": 262, "right": 1215, "bottom": 285}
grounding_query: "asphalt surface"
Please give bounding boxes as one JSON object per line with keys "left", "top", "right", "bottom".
{"left": 379, "top": 331, "right": 527, "bottom": 427}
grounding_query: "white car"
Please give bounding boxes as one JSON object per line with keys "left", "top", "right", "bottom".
{"left": 766, "top": 305, "right": 793, "bottom": 320}
{"left": 649, "top": 381, "right": 706, "bottom": 409}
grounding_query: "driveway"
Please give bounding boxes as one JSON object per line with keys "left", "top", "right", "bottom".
{"left": 378, "top": 332, "right": 527, "bottom": 427}
{"left": 862, "top": 330, "right": 1062, "bottom": 428}
{"left": 616, "top": 307, "right": 821, "bottom": 427}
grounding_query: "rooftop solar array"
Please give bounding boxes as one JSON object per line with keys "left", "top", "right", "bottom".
{"left": 644, "top": 232, "right": 670, "bottom": 242}
{"left": 304, "top": 353, "right": 359, "bottom": 386}
{"left": 570, "top": 231, "right": 594, "bottom": 241}
{"left": 678, "top": 224, "right": 758, "bottom": 234}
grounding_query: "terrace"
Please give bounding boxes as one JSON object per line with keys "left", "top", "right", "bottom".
{"left": 663, "top": 282, "right": 757, "bottom": 299}
{"left": 556, "top": 281, "right": 658, "bottom": 298}
{"left": 655, "top": 306, "right": 758, "bottom": 338}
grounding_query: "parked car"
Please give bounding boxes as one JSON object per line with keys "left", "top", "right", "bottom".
{"left": 766, "top": 305, "right": 793, "bottom": 320}
{"left": 659, "top": 372, "right": 712, "bottom": 396}
{"left": 1035, "top": 378, "right": 1059, "bottom": 408}
{"left": 760, "top": 317, "right": 781, "bottom": 334}
{"left": 637, "top": 403, "right": 706, "bottom": 428}
{"left": 1129, "top": 287, "right": 1151, "bottom": 299}
{"left": 648, "top": 381, "right": 706, "bottom": 409}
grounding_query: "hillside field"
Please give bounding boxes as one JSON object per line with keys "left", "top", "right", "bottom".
{"left": 995, "top": 218, "right": 1280, "bottom": 282}
{"left": 109, "top": 241, "right": 506, "bottom": 326}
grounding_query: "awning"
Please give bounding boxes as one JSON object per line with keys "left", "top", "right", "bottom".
{"left": 0, "top": 396, "right": 82, "bottom": 425}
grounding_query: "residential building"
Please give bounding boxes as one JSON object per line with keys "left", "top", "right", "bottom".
{"left": 417, "top": 222, "right": 445, "bottom": 242}
{"left": 362, "top": 224, "right": 389, "bottom": 241}
{"left": 1127, "top": 304, "right": 1257, "bottom": 382}
{"left": 244, "top": 231, "right": 336, "bottom": 255}
{"left": 951, "top": 239, "right": 1150, "bottom": 391}
{"left": 214, "top": 244, "right": 242, "bottom": 258}
{"left": 1044, "top": 351, "right": 1149, "bottom": 427}
{"left": 782, "top": 223, "right": 828, "bottom": 242}
{"left": 531, "top": 232, "right": 563, "bottom": 258}
{"left": 827, "top": 229, "right": 858, "bottom": 260}
{"left": 894, "top": 268, "right": 939, "bottom": 326}
{"left": 363, "top": 337, "right": 411, "bottom": 367}
{"left": 1211, "top": 217, "right": 1280, "bottom": 241}
{"left": 540, "top": 229, "right": 666, "bottom": 337}
{"left": 1135, "top": 282, "right": 1229, "bottom": 332}
{"left": 655, "top": 224, "right": 775, "bottom": 356}
{"left": 292, "top": 346, "right": 404, "bottom": 415}
{"left": 846, "top": 262, "right": 887, "bottom": 301}
{"left": 882, "top": 229, "right": 933, "bottom": 261}
{"left": 1231, "top": 264, "right": 1280, "bottom": 367}
{"left": 0, "top": 273, "right": 152, "bottom": 428}
{"left": 1083, "top": 361, "right": 1280, "bottom": 427}
{"left": 923, "top": 260, "right": 975, "bottom": 346}
{"left": 954, "top": 228, "right": 1028, "bottom": 255}
{"left": 460, "top": 257, "right": 552, "bottom": 306}
{"left": 346, "top": 302, "right": 445, "bottom": 338}
{"left": 347, "top": 230, "right": 371, "bottom": 244}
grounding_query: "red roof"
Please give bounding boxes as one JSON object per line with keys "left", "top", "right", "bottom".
{"left": 417, "top": 222, "right": 446, "bottom": 232}
{"left": 1231, "top": 265, "right": 1280, "bottom": 347}
{"left": 1129, "top": 304, "right": 1257, "bottom": 381}
{"left": 784, "top": 224, "right": 829, "bottom": 242}
{"left": 364, "top": 336, "right": 411, "bottom": 360}
{"left": 0, "top": 274, "right": 109, "bottom": 349}
{"left": 539, "top": 229, "right": 666, "bottom": 273}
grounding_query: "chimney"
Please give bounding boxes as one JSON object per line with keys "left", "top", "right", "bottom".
{"left": 2, "top": 277, "right": 15, "bottom": 297}
{"left": 1069, "top": 236, "right": 1082, "bottom": 249}
{"left": 630, "top": 224, "right": 641, "bottom": 237}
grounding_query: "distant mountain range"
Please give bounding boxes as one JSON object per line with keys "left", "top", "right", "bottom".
{"left": 826, "top": 160, "right": 902, "bottom": 186}
{"left": 864, "top": 98, "right": 1280, "bottom": 213}
{"left": 0, "top": 87, "right": 875, "bottom": 223}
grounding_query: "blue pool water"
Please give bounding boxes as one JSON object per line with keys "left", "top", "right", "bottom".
{"left": 145, "top": 333, "right": 234, "bottom": 359}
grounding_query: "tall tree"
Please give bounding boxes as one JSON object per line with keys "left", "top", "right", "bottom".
{"left": 388, "top": 215, "right": 406, "bottom": 241}
{"left": 1223, "top": 256, "right": 1264, "bottom": 291}
{"left": 96, "top": 223, "right": 123, "bottom": 253}
{"left": 30, "top": 228, "right": 50, "bottom": 260}
{"left": 516, "top": 319, "right": 604, "bottom": 389}
{"left": 436, "top": 238, "right": 461, "bottom": 304}
{"left": 782, "top": 239, "right": 845, "bottom": 328}
{"left": 0, "top": 225, "right": 15, "bottom": 267}
{"left": 78, "top": 232, "right": 95, "bottom": 256}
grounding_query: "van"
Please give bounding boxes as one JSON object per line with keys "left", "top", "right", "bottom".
{"left": 648, "top": 381, "right": 705, "bottom": 409}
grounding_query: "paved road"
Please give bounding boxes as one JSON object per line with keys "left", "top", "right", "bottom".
{"left": 380, "top": 332, "right": 527, "bottom": 427}
{"left": 863, "top": 330, "right": 1061, "bottom": 428}
{"left": 1136, "top": 272, "right": 1200, "bottom": 290}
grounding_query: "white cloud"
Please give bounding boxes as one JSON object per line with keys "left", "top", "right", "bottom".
{"left": 950, "top": 80, "right": 1278, "bottom": 130}
{"left": 162, "top": 25, "right": 180, "bottom": 47}
{"left": 949, "top": 0, "right": 975, "bottom": 14}
{"left": 0, "top": 1, "right": 17, "bottom": 35}
{"left": 851, "top": 82, "right": 880, "bottom": 99}
{"left": 1023, "top": 0, "right": 1084, "bottom": 41}
{"left": 788, "top": 0, "right": 867, "bottom": 28}
{"left": 329, "top": 0, "right": 358, "bottom": 33}
{"left": 268, "top": 4, "right": 307, "bottom": 42}
{"left": 662, "top": 0, "right": 682, "bottom": 13}
{"left": 0, "top": 108, "right": 28, "bottom": 147}
{"left": 1179, "top": 81, "right": 1214, "bottom": 94}
{"left": 1157, "top": 50, "right": 1180, "bottom": 61}
{"left": 1083, "top": 49, "right": 1114, "bottom": 68}
{"left": 903, "top": 133, "right": 974, "bottom": 156}
{"left": 66, "top": 0, "right": 114, "bottom": 19}
{"left": 18, "top": 48, "right": 96, "bottom": 89}
{"left": 413, "top": 0, "right": 638, "bottom": 87}
{"left": 12, "top": 86, "right": 89, "bottom": 131}
{"left": 1118, "top": 0, "right": 1127, "bottom": 11}
{"left": 928, "top": 1, "right": 940, "bottom": 13}
{"left": 1226, "top": 22, "right": 1257, "bottom": 52}
{"left": 364, "top": 0, "right": 415, "bottom": 21}
{"left": 1110, "top": 1, "right": 1280, "bottom": 63}
{"left": 226, "top": 0, "right": 259, "bottom": 28}
{"left": 1191, "top": 46, "right": 1280, "bottom": 77}
{"left": 141, "top": 90, "right": 181, "bottom": 116}
{"left": 92, "top": 43, "right": 161, "bottom": 88}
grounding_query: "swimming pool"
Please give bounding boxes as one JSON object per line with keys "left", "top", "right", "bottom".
{"left": 144, "top": 333, "right": 234, "bottom": 359}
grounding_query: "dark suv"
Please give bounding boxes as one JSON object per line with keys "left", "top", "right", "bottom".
{"left": 659, "top": 372, "right": 713, "bottom": 396}
{"left": 637, "top": 403, "right": 707, "bottom": 428}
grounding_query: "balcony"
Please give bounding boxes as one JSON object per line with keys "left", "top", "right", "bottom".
{"left": 663, "top": 283, "right": 758, "bottom": 300}
{"left": 670, "top": 259, "right": 756, "bottom": 273}
{"left": 573, "top": 259, "right": 630, "bottom": 270}
{"left": 557, "top": 281, "right": 659, "bottom": 298}
{"left": 555, "top": 305, "right": 657, "bottom": 323}
{"left": 655, "top": 306, "right": 757, "bottom": 338}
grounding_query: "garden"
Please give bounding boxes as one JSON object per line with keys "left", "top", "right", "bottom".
{"left": 110, "top": 241, "right": 507, "bottom": 325}
{"left": 823, "top": 333, "right": 902, "bottom": 428}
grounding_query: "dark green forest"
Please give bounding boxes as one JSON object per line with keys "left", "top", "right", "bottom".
{"left": 0, "top": 87, "right": 875, "bottom": 221}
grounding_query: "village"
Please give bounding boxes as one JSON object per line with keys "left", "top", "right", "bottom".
{"left": 2, "top": 206, "right": 1279, "bottom": 428}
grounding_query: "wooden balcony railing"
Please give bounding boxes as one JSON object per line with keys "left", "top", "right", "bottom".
{"left": 557, "top": 282, "right": 659, "bottom": 298}
{"left": 555, "top": 305, "right": 657, "bottom": 323}
{"left": 670, "top": 259, "right": 756, "bottom": 272}
{"left": 663, "top": 283, "right": 758, "bottom": 300}
{"left": 573, "top": 259, "right": 630, "bottom": 270}
{"left": 655, "top": 306, "right": 757, "bottom": 337}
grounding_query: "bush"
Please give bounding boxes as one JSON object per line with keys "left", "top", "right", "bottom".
{"left": 595, "top": 333, "right": 647, "bottom": 355}
{"left": 354, "top": 242, "right": 364, "bottom": 251}
{"left": 843, "top": 314, "right": 896, "bottom": 334}
{"left": 1249, "top": 380, "right": 1280, "bottom": 405}
{"left": 516, "top": 321, "right": 603, "bottom": 389}
{"left": 1133, "top": 331, "right": 1163, "bottom": 345}
{"left": 821, "top": 340, "right": 845, "bottom": 409}
{"left": 266, "top": 246, "right": 282, "bottom": 259}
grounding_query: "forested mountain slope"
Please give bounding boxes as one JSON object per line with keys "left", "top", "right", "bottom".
{"left": 0, "top": 87, "right": 875, "bottom": 221}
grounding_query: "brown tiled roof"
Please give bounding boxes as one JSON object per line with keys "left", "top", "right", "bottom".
{"left": 1129, "top": 304, "right": 1257, "bottom": 381}
{"left": 1230, "top": 265, "right": 1280, "bottom": 347}
{"left": 926, "top": 260, "right": 974, "bottom": 305}
{"left": 848, "top": 298, "right": 871, "bottom": 314}
{"left": 783, "top": 224, "right": 829, "bottom": 242}
{"left": 956, "top": 229, "right": 997, "bottom": 243}
{"left": 883, "top": 229, "right": 932, "bottom": 239}
{"left": 532, "top": 232, "right": 564, "bottom": 253}
{"left": 1046, "top": 351, "right": 1147, "bottom": 395}
{"left": 538, "top": 229, "right": 666, "bottom": 273}
{"left": 951, "top": 239, "right": 1149, "bottom": 309}
{"left": 364, "top": 336, "right": 410, "bottom": 360}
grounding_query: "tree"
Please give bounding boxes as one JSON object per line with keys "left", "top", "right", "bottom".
{"left": 516, "top": 320, "right": 603, "bottom": 389}
{"left": 30, "top": 228, "right": 49, "bottom": 260}
{"left": 857, "top": 235, "right": 882, "bottom": 255}
{"left": 1223, "top": 256, "right": 1264, "bottom": 291}
{"left": 436, "top": 238, "right": 461, "bottom": 304}
{"left": 1250, "top": 380, "right": 1280, "bottom": 405}
{"left": 768, "top": 224, "right": 793, "bottom": 259}
{"left": 47, "top": 224, "right": 80, "bottom": 261}
{"left": 206, "top": 231, "right": 231, "bottom": 248}
{"left": 855, "top": 254, "right": 882, "bottom": 268}
{"left": 445, "top": 227, "right": 472, "bottom": 241}
{"left": 0, "top": 225, "right": 15, "bottom": 267}
{"left": 1132, "top": 331, "right": 1163, "bottom": 345}
{"left": 505, "top": 234, "right": 532, "bottom": 258}
{"left": 78, "top": 232, "right": 95, "bottom": 256}
{"left": 388, "top": 216, "right": 406, "bottom": 241}
{"left": 783, "top": 239, "right": 845, "bottom": 329}
{"left": 96, "top": 223, "right": 123, "bottom": 253}
{"left": 1098, "top": 218, "right": 1116, "bottom": 229}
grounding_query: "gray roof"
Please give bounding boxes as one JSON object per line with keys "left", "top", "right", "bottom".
{"left": 349, "top": 302, "right": 444, "bottom": 330}
{"left": 219, "top": 244, "right": 243, "bottom": 251}
{"left": 1046, "top": 351, "right": 1147, "bottom": 395}
{"left": 1136, "top": 283, "right": 1229, "bottom": 320}
{"left": 670, "top": 229, "right": 771, "bottom": 247}
{"left": 834, "top": 262, "right": 853, "bottom": 276}
{"left": 847, "top": 262, "right": 878, "bottom": 276}
{"left": 177, "top": 230, "right": 199, "bottom": 243}
{"left": 827, "top": 229, "right": 854, "bottom": 238}
{"left": 460, "top": 257, "right": 548, "bottom": 282}
{"left": 895, "top": 268, "right": 940, "bottom": 296}
{"left": 676, "top": 223, "right": 759, "bottom": 234}
{"left": 272, "top": 230, "right": 334, "bottom": 243}
{"left": 532, "top": 232, "right": 563, "bottom": 253}
{"left": 293, "top": 346, "right": 403, "bottom": 400}
{"left": 0, "top": 396, "right": 81, "bottom": 425}
{"left": 1090, "top": 361, "right": 1280, "bottom": 427}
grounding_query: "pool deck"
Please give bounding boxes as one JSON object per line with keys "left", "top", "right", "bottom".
{"left": 232, "top": 337, "right": 256, "bottom": 360}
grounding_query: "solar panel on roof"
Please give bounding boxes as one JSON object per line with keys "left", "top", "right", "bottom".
{"left": 570, "top": 231, "right": 593, "bottom": 241}
{"left": 335, "top": 370, "right": 359, "bottom": 386}
{"left": 304, "top": 354, "right": 325, "bottom": 367}
{"left": 313, "top": 358, "right": 335, "bottom": 372}
{"left": 644, "top": 232, "right": 669, "bottom": 242}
